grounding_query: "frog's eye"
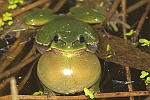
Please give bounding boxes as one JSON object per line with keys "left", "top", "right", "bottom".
{"left": 54, "top": 35, "right": 59, "bottom": 43}
{"left": 53, "top": 34, "right": 66, "bottom": 45}
{"left": 79, "top": 35, "right": 84, "bottom": 43}
{"left": 72, "top": 35, "right": 85, "bottom": 45}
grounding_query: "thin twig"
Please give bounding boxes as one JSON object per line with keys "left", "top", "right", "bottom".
{"left": 42, "top": 1, "right": 51, "bottom": 9}
{"left": 53, "top": 0, "right": 67, "bottom": 13}
{"left": 12, "top": 0, "right": 50, "bottom": 17}
{"left": 122, "top": 0, "right": 127, "bottom": 40}
{"left": 0, "top": 91, "right": 149, "bottom": 99}
{"left": 22, "top": 45, "right": 37, "bottom": 62}
{"left": 121, "top": 1, "right": 134, "bottom": 100}
{"left": 0, "top": 24, "right": 22, "bottom": 39}
{"left": 95, "top": 91, "right": 149, "bottom": 99}
{"left": 125, "top": 66, "right": 134, "bottom": 100}
{"left": 103, "top": 0, "right": 121, "bottom": 26}
{"left": 0, "top": 77, "right": 11, "bottom": 90}
{"left": 10, "top": 77, "right": 18, "bottom": 100}
{"left": 127, "top": 0, "right": 149, "bottom": 14}
{"left": 132, "top": 1, "right": 150, "bottom": 42}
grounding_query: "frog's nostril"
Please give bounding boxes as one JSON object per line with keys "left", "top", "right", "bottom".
{"left": 59, "top": 39, "right": 66, "bottom": 45}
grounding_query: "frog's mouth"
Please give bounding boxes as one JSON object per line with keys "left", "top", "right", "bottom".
{"left": 35, "top": 41, "right": 50, "bottom": 54}
{"left": 50, "top": 48, "right": 87, "bottom": 55}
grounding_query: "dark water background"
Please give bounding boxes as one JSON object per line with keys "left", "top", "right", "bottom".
{"left": 0, "top": 0, "right": 150, "bottom": 100}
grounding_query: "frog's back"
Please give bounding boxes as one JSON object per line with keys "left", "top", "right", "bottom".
{"left": 36, "top": 15, "right": 98, "bottom": 46}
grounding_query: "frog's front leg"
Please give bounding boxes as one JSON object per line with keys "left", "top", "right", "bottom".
{"left": 70, "top": 6, "right": 105, "bottom": 24}
{"left": 25, "top": 9, "right": 58, "bottom": 26}
{"left": 43, "top": 86, "right": 56, "bottom": 100}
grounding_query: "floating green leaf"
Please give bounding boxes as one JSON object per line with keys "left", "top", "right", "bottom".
{"left": 7, "top": 0, "right": 24, "bottom": 4}
{"left": 126, "top": 29, "right": 136, "bottom": 36}
{"left": 106, "top": 44, "right": 111, "bottom": 52}
{"left": 99, "top": 2, "right": 104, "bottom": 7}
{"left": 33, "top": 90, "right": 44, "bottom": 95}
{"left": 8, "top": 4, "right": 17, "bottom": 9}
{"left": 8, "top": 21, "right": 13, "bottom": 25}
{"left": 139, "top": 39, "right": 149, "bottom": 43}
{"left": 105, "top": 44, "right": 112, "bottom": 59}
{"left": 139, "top": 39, "right": 150, "bottom": 46}
{"left": 7, "top": 0, "right": 24, "bottom": 9}
{"left": 106, "top": 55, "right": 112, "bottom": 59}
{"left": 140, "top": 71, "right": 149, "bottom": 78}
{"left": 145, "top": 77, "right": 150, "bottom": 86}
{"left": 84, "top": 87, "right": 94, "bottom": 99}
{"left": 3, "top": 12, "right": 13, "bottom": 21}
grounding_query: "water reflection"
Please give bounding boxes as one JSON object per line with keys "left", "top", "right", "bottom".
{"left": 112, "top": 80, "right": 134, "bottom": 85}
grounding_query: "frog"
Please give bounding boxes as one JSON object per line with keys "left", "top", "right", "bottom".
{"left": 25, "top": 7, "right": 104, "bottom": 95}
{"left": 25, "top": 7, "right": 105, "bottom": 54}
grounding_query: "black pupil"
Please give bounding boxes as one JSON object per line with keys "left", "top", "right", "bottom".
{"left": 79, "top": 36, "right": 84, "bottom": 43}
{"left": 54, "top": 35, "right": 59, "bottom": 43}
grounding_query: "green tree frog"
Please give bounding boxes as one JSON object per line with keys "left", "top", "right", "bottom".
{"left": 25, "top": 7, "right": 103, "bottom": 94}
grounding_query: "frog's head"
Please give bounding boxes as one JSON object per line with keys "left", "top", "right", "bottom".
{"left": 50, "top": 33, "right": 87, "bottom": 51}
{"left": 35, "top": 16, "right": 99, "bottom": 53}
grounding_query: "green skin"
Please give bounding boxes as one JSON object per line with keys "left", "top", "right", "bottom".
{"left": 38, "top": 49, "right": 101, "bottom": 94}
{"left": 35, "top": 15, "right": 99, "bottom": 52}
{"left": 25, "top": 7, "right": 104, "bottom": 94}
{"left": 70, "top": 7, "right": 105, "bottom": 23}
